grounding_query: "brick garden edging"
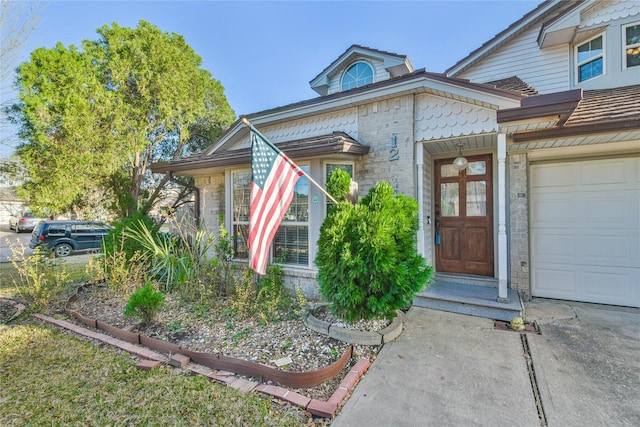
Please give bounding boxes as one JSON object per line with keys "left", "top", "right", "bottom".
{"left": 32, "top": 313, "right": 371, "bottom": 418}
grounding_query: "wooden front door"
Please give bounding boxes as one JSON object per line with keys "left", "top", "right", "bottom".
{"left": 435, "top": 154, "right": 494, "bottom": 276}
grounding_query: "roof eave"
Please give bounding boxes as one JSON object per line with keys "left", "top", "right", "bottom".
{"left": 152, "top": 134, "right": 370, "bottom": 175}
{"left": 498, "top": 88, "right": 582, "bottom": 124}
{"left": 511, "top": 118, "right": 640, "bottom": 144}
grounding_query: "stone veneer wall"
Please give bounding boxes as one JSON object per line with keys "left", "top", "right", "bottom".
{"left": 196, "top": 174, "right": 225, "bottom": 258}
{"left": 355, "top": 95, "right": 416, "bottom": 197}
{"left": 508, "top": 153, "right": 530, "bottom": 300}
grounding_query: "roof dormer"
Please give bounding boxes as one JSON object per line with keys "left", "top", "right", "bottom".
{"left": 309, "top": 45, "right": 414, "bottom": 96}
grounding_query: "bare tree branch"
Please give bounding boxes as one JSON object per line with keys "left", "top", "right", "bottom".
{"left": 1, "top": 1, "right": 40, "bottom": 151}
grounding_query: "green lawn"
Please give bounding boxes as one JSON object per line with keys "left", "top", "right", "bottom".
{"left": 0, "top": 323, "right": 307, "bottom": 426}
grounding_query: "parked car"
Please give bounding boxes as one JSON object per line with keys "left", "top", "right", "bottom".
{"left": 9, "top": 210, "right": 47, "bottom": 233}
{"left": 30, "top": 220, "right": 113, "bottom": 257}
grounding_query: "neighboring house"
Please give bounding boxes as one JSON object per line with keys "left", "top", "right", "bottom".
{"left": 0, "top": 158, "right": 27, "bottom": 227}
{"left": 153, "top": 0, "right": 640, "bottom": 317}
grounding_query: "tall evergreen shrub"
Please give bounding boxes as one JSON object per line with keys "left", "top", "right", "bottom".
{"left": 315, "top": 172, "right": 433, "bottom": 322}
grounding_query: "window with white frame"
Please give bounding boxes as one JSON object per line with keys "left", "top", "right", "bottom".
{"left": 624, "top": 22, "right": 640, "bottom": 69}
{"left": 232, "top": 166, "right": 310, "bottom": 267}
{"left": 341, "top": 62, "right": 373, "bottom": 91}
{"left": 576, "top": 34, "right": 605, "bottom": 82}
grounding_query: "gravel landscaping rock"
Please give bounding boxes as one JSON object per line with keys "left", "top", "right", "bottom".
{"left": 66, "top": 284, "right": 381, "bottom": 401}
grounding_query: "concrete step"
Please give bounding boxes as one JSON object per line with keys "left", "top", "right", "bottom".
{"left": 434, "top": 273, "right": 498, "bottom": 288}
{"left": 413, "top": 280, "right": 523, "bottom": 322}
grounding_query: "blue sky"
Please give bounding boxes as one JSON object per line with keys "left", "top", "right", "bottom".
{"left": 4, "top": 0, "right": 539, "bottom": 152}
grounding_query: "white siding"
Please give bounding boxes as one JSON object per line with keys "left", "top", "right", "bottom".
{"left": 581, "top": 0, "right": 640, "bottom": 28}
{"left": 455, "top": 26, "right": 570, "bottom": 94}
{"left": 230, "top": 108, "right": 359, "bottom": 150}
{"left": 415, "top": 94, "right": 497, "bottom": 142}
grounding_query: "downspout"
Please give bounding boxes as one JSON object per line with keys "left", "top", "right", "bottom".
{"left": 167, "top": 172, "right": 201, "bottom": 226}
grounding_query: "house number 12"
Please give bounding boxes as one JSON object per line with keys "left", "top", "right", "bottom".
{"left": 390, "top": 134, "right": 399, "bottom": 161}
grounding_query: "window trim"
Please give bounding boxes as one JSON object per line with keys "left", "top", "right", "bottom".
{"left": 341, "top": 61, "right": 374, "bottom": 91}
{"left": 575, "top": 32, "right": 606, "bottom": 84}
{"left": 231, "top": 168, "right": 251, "bottom": 261}
{"left": 623, "top": 21, "right": 640, "bottom": 70}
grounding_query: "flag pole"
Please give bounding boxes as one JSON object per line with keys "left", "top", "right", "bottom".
{"left": 242, "top": 117, "right": 339, "bottom": 204}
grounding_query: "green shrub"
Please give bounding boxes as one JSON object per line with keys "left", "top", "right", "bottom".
{"left": 103, "top": 211, "right": 157, "bottom": 263}
{"left": 123, "top": 282, "right": 165, "bottom": 324}
{"left": 315, "top": 179, "right": 434, "bottom": 322}
{"left": 326, "top": 168, "right": 352, "bottom": 202}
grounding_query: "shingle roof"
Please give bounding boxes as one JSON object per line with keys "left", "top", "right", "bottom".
{"left": 484, "top": 76, "right": 539, "bottom": 96}
{"left": 499, "top": 84, "right": 640, "bottom": 143}
{"left": 565, "top": 84, "right": 640, "bottom": 126}
{"left": 152, "top": 132, "right": 369, "bottom": 174}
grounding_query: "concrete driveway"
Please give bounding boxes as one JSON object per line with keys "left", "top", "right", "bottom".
{"left": 0, "top": 227, "right": 33, "bottom": 262}
{"left": 332, "top": 300, "right": 639, "bottom": 427}
{"left": 525, "top": 299, "right": 640, "bottom": 427}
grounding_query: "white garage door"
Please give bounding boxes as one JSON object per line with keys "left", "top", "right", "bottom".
{"left": 530, "top": 156, "right": 640, "bottom": 308}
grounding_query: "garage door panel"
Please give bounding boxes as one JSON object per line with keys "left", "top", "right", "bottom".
{"left": 532, "top": 230, "right": 637, "bottom": 267}
{"left": 581, "top": 193, "right": 633, "bottom": 223}
{"left": 583, "top": 269, "right": 638, "bottom": 305}
{"left": 531, "top": 197, "right": 575, "bottom": 223}
{"left": 531, "top": 232, "right": 575, "bottom": 261}
{"left": 582, "top": 232, "right": 639, "bottom": 267}
{"left": 580, "top": 159, "right": 628, "bottom": 186}
{"left": 531, "top": 163, "right": 576, "bottom": 188}
{"left": 531, "top": 156, "right": 639, "bottom": 308}
{"left": 532, "top": 266, "right": 576, "bottom": 295}
{"left": 532, "top": 264, "right": 639, "bottom": 306}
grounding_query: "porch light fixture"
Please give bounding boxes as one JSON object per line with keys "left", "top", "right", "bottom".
{"left": 453, "top": 143, "right": 468, "bottom": 171}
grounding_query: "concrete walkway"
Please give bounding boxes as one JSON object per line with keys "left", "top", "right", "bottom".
{"left": 332, "top": 301, "right": 640, "bottom": 427}
{"left": 332, "top": 307, "right": 540, "bottom": 426}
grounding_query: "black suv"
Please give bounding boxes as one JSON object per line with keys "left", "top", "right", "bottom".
{"left": 30, "top": 220, "right": 113, "bottom": 257}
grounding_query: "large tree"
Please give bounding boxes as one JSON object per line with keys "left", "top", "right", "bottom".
{"left": 10, "top": 20, "right": 235, "bottom": 218}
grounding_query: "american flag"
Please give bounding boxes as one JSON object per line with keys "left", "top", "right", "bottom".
{"left": 248, "top": 130, "right": 304, "bottom": 275}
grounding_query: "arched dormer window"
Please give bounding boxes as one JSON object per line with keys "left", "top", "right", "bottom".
{"left": 341, "top": 62, "right": 373, "bottom": 91}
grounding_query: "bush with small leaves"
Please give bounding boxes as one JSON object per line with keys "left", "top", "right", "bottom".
{"left": 315, "top": 179, "right": 434, "bottom": 322}
{"left": 123, "top": 282, "right": 165, "bottom": 324}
